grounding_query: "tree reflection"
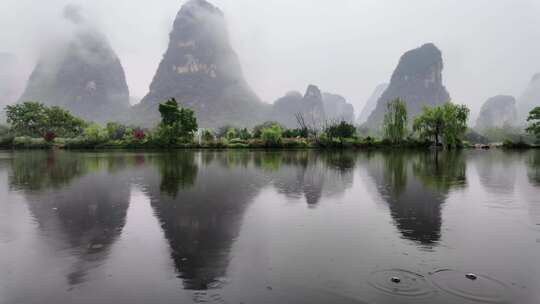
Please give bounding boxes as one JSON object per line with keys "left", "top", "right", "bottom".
{"left": 150, "top": 152, "right": 198, "bottom": 198}
{"left": 526, "top": 151, "right": 540, "bottom": 186}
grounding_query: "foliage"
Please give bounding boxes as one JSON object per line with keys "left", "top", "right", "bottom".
{"left": 383, "top": 98, "right": 408, "bottom": 144}
{"left": 283, "top": 128, "right": 308, "bottom": 138}
{"left": 239, "top": 128, "right": 251, "bottom": 140}
{"left": 324, "top": 121, "right": 356, "bottom": 139}
{"left": 157, "top": 98, "right": 198, "bottom": 145}
{"left": 253, "top": 121, "right": 283, "bottom": 139}
{"left": 5, "top": 102, "right": 85, "bottom": 140}
{"left": 261, "top": 124, "right": 283, "bottom": 147}
{"left": 106, "top": 122, "right": 128, "bottom": 140}
{"left": 133, "top": 130, "right": 146, "bottom": 141}
{"left": 526, "top": 107, "right": 540, "bottom": 142}
{"left": 413, "top": 103, "right": 469, "bottom": 147}
{"left": 83, "top": 123, "right": 109, "bottom": 144}
{"left": 201, "top": 129, "right": 215, "bottom": 142}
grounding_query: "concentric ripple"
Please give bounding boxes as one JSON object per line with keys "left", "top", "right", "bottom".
{"left": 430, "top": 269, "right": 510, "bottom": 303}
{"left": 368, "top": 269, "right": 434, "bottom": 297}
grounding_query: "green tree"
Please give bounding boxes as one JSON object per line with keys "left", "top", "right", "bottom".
{"left": 106, "top": 122, "right": 127, "bottom": 140}
{"left": 6, "top": 102, "right": 85, "bottom": 141}
{"left": 383, "top": 98, "right": 408, "bottom": 144}
{"left": 83, "top": 123, "right": 109, "bottom": 144}
{"left": 526, "top": 107, "right": 540, "bottom": 142}
{"left": 178, "top": 107, "right": 198, "bottom": 139}
{"left": 157, "top": 98, "right": 198, "bottom": 144}
{"left": 325, "top": 121, "right": 356, "bottom": 139}
{"left": 413, "top": 103, "right": 469, "bottom": 147}
{"left": 261, "top": 124, "right": 283, "bottom": 147}
{"left": 5, "top": 102, "right": 48, "bottom": 137}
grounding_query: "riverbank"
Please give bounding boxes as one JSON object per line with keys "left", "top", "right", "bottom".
{"left": 1, "top": 136, "right": 538, "bottom": 150}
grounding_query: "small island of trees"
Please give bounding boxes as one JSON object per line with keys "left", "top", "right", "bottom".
{"left": 0, "top": 98, "right": 538, "bottom": 150}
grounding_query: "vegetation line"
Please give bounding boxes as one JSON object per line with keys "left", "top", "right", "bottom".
{"left": 1, "top": 98, "right": 539, "bottom": 150}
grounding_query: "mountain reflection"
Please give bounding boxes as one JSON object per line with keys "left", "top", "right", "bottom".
{"left": 8, "top": 151, "right": 132, "bottom": 286}
{"left": 264, "top": 151, "right": 355, "bottom": 206}
{"left": 145, "top": 151, "right": 266, "bottom": 290}
{"left": 473, "top": 151, "right": 518, "bottom": 194}
{"left": 366, "top": 151, "right": 466, "bottom": 247}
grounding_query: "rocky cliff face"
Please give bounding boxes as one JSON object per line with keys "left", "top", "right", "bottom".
{"left": 475, "top": 95, "right": 517, "bottom": 130}
{"left": 272, "top": 85, "right": 326, "bottom": 128}
{"left": 518, "top": 73, "right": 540, "bottom": 124}
{"left": 135, "top": 0, "right": 265, "bottom": 128}
{"left": 357, "top": 83, "right": 388, "bottom": 125}
{"left": 19, "top": 7, "right": 129, "bottom": 122}
{"left": 364, "top": 43, "right": 450, "bottom": 130}
{"left": 322, "top": 93, "right": 355, "bottom": 123}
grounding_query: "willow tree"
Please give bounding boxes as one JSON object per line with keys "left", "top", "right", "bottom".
{"left": 383, "top": 98, "right": 408, "bottom": 144}
{"left": 413, "top": 103, "right": 469, "bottom": 148}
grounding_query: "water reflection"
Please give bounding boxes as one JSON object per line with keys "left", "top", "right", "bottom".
{"left": 8, "top": 151, "right": 132, "bottom": 286}
{"left": 474, "top": 151, "right": 519, "bottom": 194}
{"left": 266, "top": 151, "right": 355, "bottom": 207}
{"left": 145, "top": 152, "right": 266, "bottom": 290}
{"left": 366, "top": 151, "right": 466, "bottom": 247}
{"left": 526, "top": 151, "right": 540, "bottom": 186}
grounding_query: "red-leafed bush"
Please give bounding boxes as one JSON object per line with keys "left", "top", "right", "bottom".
{"left": 44, "top": 131, "right": 56, "bottom": 142}
{"left": 133, "top": 130, "right": 146, "bottom": 141}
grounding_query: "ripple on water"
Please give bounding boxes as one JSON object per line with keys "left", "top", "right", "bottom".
{"left": 430, "top": 269, "right": 510, "bottom": 303}
{"left": 368, "top": 269, "right": 435, "bottom": 298}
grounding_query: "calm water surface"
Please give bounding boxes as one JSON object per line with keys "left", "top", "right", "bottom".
{"left": 0, "top": 150, "right": 539, "bottom": 304}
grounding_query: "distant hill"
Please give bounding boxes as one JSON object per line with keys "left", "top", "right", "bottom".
{"left": 357, "top": 83, "right": 388, "bottom": 125}
{"left": 272, "top": 85, "right": 326, "bottom": 129}
{"left": 322, "top": 93, "right": 355, "bottom": 123}
{"left": 364, "top": 43, "right": 450, "bottom": 130}
{"left": 475, "top": 95, "right": 517, "bottom": 130}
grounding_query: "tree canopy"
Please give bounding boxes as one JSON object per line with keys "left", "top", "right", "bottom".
{"left": 413, "top": 103, "right": 469, "bottom": 147}
{"left": 157, "top": 98, "right": 198, "bottom": 145}
{"left": 526, "top": 107, "right": 540, "bottom": 142}
{"left": 5, "top": 101, "right": 85, "bottom": 141}
{"left": 383, "top": 98, "right": 408, "bottom": 144}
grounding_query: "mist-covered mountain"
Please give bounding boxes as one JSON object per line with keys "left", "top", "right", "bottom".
{"left": 0, "top": 53, "right": 25, "bottom": 112}
{"left": 363, "top": 43, "right": 451, "bottom": 130}
{"left": 19, "top": 6, "right": 130, "bottom": 123}
{"left": 322, "top": 93, "right": 355, "bottom": 123}
{"left": 475, "top": 95, "right": 517, "bottom": 130}
{"left": 518, "top": 73, "right": 540, "bottom": 123}
{"left": 271, "top": 85, "right": 326, "bottom": 128}
{"left": 134, "top": 0, "right": 266, "bottom": 128}
{"left": 357, "top": 83, "right": 388, "bottom": 125}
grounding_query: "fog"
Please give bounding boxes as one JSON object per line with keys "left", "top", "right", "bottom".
{"left": 1, "top": 0, "right": 539, "bottom": 120}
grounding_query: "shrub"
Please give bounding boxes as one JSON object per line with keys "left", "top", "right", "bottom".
{"left": 253, "top": 122, "right": 283, "bottom": 139}
{"left": 83, "top": 123, "right": 109, "bottom": 145}
{"left": 325, "top": 121, "right": 356, "bottom": 139}
{"left": 106, "top": 122, "right": 128, "bottom": 140}
{"left": 261, "top": 125, "right": 283, "bottom": 147}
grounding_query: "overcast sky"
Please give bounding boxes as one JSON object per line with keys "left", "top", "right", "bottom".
{"left": 1, "top": 0, "right": 539, "bottom": 120}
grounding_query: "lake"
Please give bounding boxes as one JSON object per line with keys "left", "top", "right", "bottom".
{"left": 0, "top": 150, "right": 539, "bottom": 304}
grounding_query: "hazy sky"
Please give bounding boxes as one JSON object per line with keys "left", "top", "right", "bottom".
{"left": 1, "top": 0, "right": 539, "bottom": 120}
